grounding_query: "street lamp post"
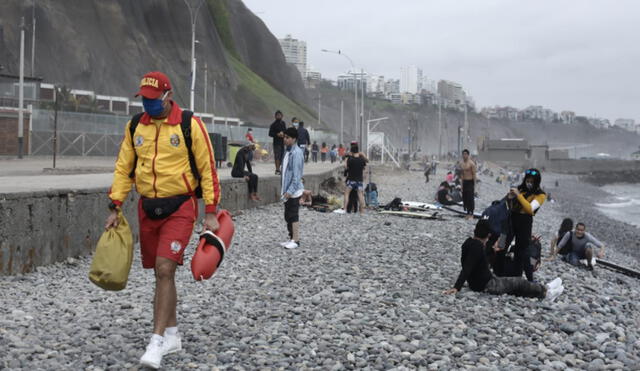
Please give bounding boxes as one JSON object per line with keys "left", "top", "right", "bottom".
{"left": 183, "top": 0, "right": 205, "bottom": 111}
{"left": 321, "top": 49, "right": 357, "bottom": 141}
{"left": 18, "top": 17, "right": 26, "bottom": 159}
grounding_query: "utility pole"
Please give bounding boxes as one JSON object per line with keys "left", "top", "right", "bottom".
{"left": 340, "top": 99, "right": 344, "bottom": 145}
{"left": 437, "top": 95, "right": 442, "bottom": 159}
{"left": 53, "top": 86, "right": 59, "bottom": 168}
{"left": 463, "top": 101, "right": 468, "bottom": 149}
{"left": 18, "top": 17, "right": 26, "bottom": 159}
{"left": 203, "top": 63, "right": 208, "bottom": 113}
{"left": 360, "top": 68, "right": 365, "bottom": 147}
{"left": 31, "top": 0, "right": 36, "bottom": 76}
{"left": 317, "top": 93, "right": 321, "bottom": 126}
{"left": 183, "top": 0, "right": 204, "bottom": 111}
{"left": 213, "top": 80, "right": 217, "bottom": 113}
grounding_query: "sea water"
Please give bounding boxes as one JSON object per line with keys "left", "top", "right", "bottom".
{"left": 596, "top": 184, "right": 640, "bottom": 228}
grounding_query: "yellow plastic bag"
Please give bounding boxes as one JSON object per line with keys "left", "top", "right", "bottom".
{"left": 88, "top": 211, "right": 134, "bottom": 291}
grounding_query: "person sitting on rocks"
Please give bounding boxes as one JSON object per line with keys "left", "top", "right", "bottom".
{"left": 443, "top": 220, "right": 564, "bottom": 301}
{"left": 555, "top": 222, "right": 605, "bottom": 271}
{"left": 231, "top": 143, "right": 260, "bottom": 201}
{"left": 435, "top": 181, "right": 457, "bottom": 205}
{"left": 547, "top": 218, "right": 574, "bottom": 260}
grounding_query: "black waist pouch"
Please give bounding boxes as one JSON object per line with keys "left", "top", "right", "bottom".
{"left": 141, "top": 195, "right": 191, "bottom": 220}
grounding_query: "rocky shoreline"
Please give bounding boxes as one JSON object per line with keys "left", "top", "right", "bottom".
{"left": 0, "top": 165, "right": 639, "bottom": 370}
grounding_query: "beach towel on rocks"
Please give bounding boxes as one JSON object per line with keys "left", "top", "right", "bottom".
{"left": 89, "top": 211, "right": 134, "bottom": 291}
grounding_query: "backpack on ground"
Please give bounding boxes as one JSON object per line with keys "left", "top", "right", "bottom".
{"left": 383, "top": 197, "right": 402, "bottom": 211}
{"left": 128, "top": 111, "right": 203, "bottom": 198}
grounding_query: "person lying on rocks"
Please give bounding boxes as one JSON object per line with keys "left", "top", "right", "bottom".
{"left": 555, "top": 222, "right": 605, "bottom": 271}
{"left": 443, "top": 220, "right": 564, "bottom": 301}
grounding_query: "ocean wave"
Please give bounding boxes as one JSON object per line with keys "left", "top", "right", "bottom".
{"left": 595, "top": 199, "right": 640, "bottom": 208}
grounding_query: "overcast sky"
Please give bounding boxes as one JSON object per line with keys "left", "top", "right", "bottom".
{"left": 242, "top": 0, "right": 640, "bottom": 121}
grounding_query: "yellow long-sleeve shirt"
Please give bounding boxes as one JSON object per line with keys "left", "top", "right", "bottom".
{"left": 515, "top": 192, "right": 546, "bottom": 215}
{"left": 109, "top": 101, "right": 221, "bottom": 213}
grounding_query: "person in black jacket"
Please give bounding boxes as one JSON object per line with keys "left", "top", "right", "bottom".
{"left": 232, "top": 143, "right": 260, "bottom": 201}
{"left": 268, "top": 110, "right": 287, "bottom": 175}
{"left": 297, "top": 121, "right": 311, "bottom": 162}
{"left": 443, "top": 220, "right": 564, "bottom": 301}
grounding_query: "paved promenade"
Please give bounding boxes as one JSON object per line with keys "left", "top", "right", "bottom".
{"left": 0, "top": 156, "right": 340, "bottom": 194}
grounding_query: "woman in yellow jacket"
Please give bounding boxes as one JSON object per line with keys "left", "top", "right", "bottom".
{"left": 506, "top": 168, "right": 546, "bottom": 282}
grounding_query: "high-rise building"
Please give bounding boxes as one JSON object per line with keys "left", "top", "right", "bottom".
{"left": 384, "top": 79, "right": 400, "bottom": 95}
{"left": 337, "top": 71, "right": 368, "bottom": 92}
{"left": 367, "top": 75, "right": 385, "bottom": 94}
{"left": 278, "top": 34, "right": 307, "bottom": 79}
{"left": 400, "top": 66, "right": 423, "bottom": 94}
{"left": 437, "top": 80, "right": 465, "bottom": 108}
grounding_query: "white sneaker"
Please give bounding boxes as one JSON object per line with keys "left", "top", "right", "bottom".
{"left": 162, "top": 333, "right": 182, "bottom": 355}
{"left": 279, "top": 240, "right": 291, "bottom": 247}
{"left": 546, "top": 285, "right": 564, "bottom": 302}
{"left": 546, "top": 277, "right": 562, "bottom": 291}
{"left": 140, "top": 337, "right": 164, "bottom": 369}
{"left": 284, "top": 240, "right": 299, "bottom": 249}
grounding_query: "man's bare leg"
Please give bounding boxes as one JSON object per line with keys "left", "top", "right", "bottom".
{"left": 153, "top": 257, "right": 178, "bottom": 335}
{"left": 343, "top": 187, "right": 351, "bottom": 211}
{"left": 358, "top": 190, "right": 366, "bottom": 214}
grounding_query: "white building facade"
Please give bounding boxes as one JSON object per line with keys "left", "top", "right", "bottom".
{"left": 279, "top": 34, "right": 307, "bottom": 79}
{"left": 400, "top": 66, "right": 423, "bottom": 94}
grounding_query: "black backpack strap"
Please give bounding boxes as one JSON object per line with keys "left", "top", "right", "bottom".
{"left": 128, "top": 112, "right": 145, "bottom": 178}
{"left": 180, "top": 110, "right": 203, "bottom": 198}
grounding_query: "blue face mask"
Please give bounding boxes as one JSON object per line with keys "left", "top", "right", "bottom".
{"left": 142, "top": 97, "right": 165, "bottom": 116}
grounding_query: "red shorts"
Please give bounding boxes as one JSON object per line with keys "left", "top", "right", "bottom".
{"left": 138, "top": 197, "right": 198, "bottom": 269}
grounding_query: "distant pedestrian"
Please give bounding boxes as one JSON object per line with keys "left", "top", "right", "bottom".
{"left": 423, "top": 162, "right": 431, "bottom": 183}
{"left": 338, "top": 143, "right": 346, "bottom": 160}
{"left": 279, "top": 127, "right": 304, "bottom": 249}
{"left": 311, "top": 141, "right": 319, "bottom": 163}
{"left": 459, "top": 149, "right": 477, "bottom": 219}
{"left": 268, "top": 110, "right": 286, "bottom": 175}
{"left": 296, "top": 120, "right": 311, "bottom": 162}
{"left": 232, "top": 143, "right": 260, "bottom": 201}
{"left": 320, "top": 142, "right": 328, "bottom": 162}
{"left": 330, "top": 144, "right": 338, "bottom": 163}
{"left": 343, "top": 142, "right": 368, "bottom": 214}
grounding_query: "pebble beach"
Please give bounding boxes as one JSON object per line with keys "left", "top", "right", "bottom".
{"left": 1, "top": 164, "right": 639, "bottom": 370}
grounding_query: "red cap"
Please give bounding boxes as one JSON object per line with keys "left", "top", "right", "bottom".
{"left": 135, "top": 71, "right": 172, "bottom": 99}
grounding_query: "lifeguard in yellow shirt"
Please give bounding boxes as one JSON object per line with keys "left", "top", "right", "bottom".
{"left": 104, "top": 71, "right": 221, "bottom": 369}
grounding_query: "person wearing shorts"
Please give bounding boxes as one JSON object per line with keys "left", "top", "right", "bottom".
{"left": 105, "top": 71, "right": 221, "bottom": 369}
{"left": 279, "top": 127, "right": 305, "bottom": 249}
{"left": 343, "top": 142, "right": 368, "bottom": 214}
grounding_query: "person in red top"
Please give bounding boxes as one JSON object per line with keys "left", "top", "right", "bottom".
{"left": 245, "top": 128, "right": 255, "bottom": 162}
{"left": 338, "top": 143, "right": 346, "bottom": 160}
{"left": 105, "top": 71, "right": 221, "bottom": 369}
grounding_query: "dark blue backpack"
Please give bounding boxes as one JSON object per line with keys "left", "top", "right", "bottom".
{"left": 481, "top": 199, "right": 510, "bottom": 236}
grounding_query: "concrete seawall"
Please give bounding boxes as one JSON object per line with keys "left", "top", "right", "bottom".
{"left": 0, "top": 166, "right": 342, "bottom": 275}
